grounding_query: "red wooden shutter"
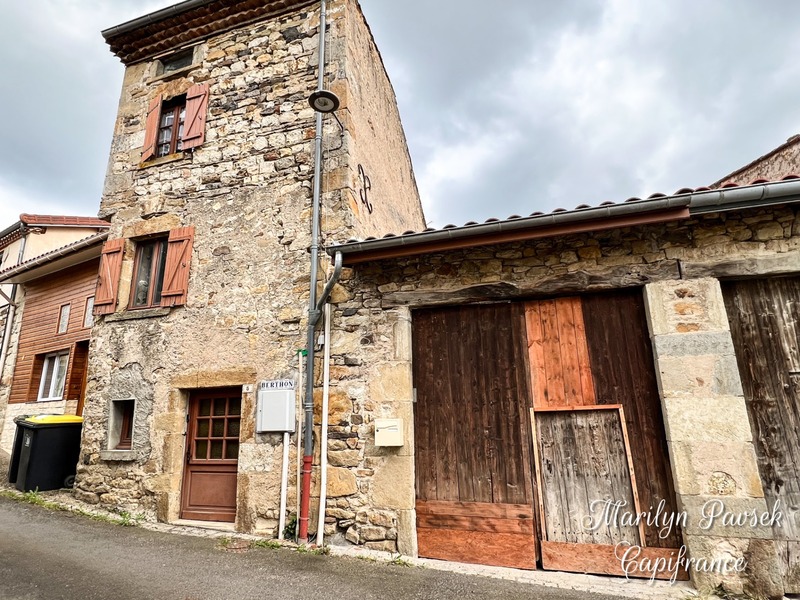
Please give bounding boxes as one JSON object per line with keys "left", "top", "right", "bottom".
{"left": 142, "top": 95, "right": 162, "bottom": 162}
{"left": 160, "top": 226, "right": 195, "bottom": 307}
{"left": 94, "top": 238, "right": 125, "bottom": 316}
{"left": 182, "top": 83, "right": 209, "bottom": 150}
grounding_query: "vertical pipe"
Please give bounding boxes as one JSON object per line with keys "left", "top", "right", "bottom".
{"left": 278, "top": 430, "right": 290, "bottom": 540}
{"left": 295, "top": 350, "right": 304, "bottom": 541}
{"left": 316, "top": 303, "right": 332, "bottom": 547}
{"left": 298, "top": 0, "right": 327, "bottom": 544}
{"left": 0, "top": 233, "right": 26, "bottom": 385}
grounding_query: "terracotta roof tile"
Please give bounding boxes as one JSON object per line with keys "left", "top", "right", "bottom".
{"left": 19, "top": 214, "right": 110, "bottom": 228}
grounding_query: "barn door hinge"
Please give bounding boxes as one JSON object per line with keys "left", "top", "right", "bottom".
{"left": 412, "top": 388, "right": 417, "bottom": 403}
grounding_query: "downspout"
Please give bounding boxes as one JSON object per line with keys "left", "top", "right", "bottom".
{"left": 297, "top": 0, "right": 330, "bottom": 544}
{"left": 316, "top": 302, "right": 332, "bottom": 547}
{"left": 0, "top": 233, "right": 27, "bottom": 386}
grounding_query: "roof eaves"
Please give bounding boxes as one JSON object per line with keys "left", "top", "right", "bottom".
{"left": 0, "top": 231, "right": 109, "bottom": 283}
{"left": 329, "top": 178, "right": 800, "bottom": 264}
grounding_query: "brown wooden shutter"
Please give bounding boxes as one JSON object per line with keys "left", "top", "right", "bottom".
{"left": 94, "top": 238, "right": 125, "bottom": 315}
{"left": 160, "top": 226, "right": 195, "bottom": 307}
{"left": 142, "top": 95, "right": 162, "bottom": 162}
{"left": 182, "top": 83, "right": 209, "bottom": 150}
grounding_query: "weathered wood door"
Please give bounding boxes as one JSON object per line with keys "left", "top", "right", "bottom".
{"left": 525, "top": 291, "right": 684, "bottom": 579}
{"left": 412, "top": 303, "right": 537, "bottom": 569}
{"left": 181, "top": 389, "right": 241, "bottom": 522}
{"left": 723, "top": 278, "right": 800, "bottom": 592}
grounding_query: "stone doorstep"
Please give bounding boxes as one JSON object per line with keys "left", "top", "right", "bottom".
{"left": 2, "top": 486, "right": 697, "bottom": 599}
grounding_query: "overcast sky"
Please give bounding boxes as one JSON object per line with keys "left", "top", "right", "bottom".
{"left": 2, "top": 1, "right": 799, "bottom": 231}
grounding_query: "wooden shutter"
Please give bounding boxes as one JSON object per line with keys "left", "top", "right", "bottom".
{"left": 141, "top": 95, "right": 162, "bottom": 162}
{"left": 94, "top": 238, "right": 125, "bottom": 315}
{"left": 160, "top": 226, "right": 195, "bottom": 307}
{"left": 182, "top": 83, "right": 209, "bottom": 150}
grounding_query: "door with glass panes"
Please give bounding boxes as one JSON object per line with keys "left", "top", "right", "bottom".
{"left": 181, "top": 388, "right": 242, "bottom": 522}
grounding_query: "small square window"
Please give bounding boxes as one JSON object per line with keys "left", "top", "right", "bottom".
{"left": 38, "top": 351, "right": 69, "bottom": 401}
{"left": 84, "top": 297, "right": 95, "bottom": 328}
{"left": 130, "top": 238, "right": 169, "bottom": 309}
{"left": 57, "top": 304, "right": 70, "bottom": 334}
{"left": 157, "top": 48, "right": 195, "bottom": 76}
{"left": 109, "top": 399, "right": 136, "bottom": 450}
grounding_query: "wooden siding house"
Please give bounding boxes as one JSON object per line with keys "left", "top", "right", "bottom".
{"left": 0, "top": 217, "right": 109, "bottom": 459}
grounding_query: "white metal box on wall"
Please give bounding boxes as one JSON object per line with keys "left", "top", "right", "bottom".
{"left": 256, "top": 380, "right": 296, "bottom": 433}
{"left": 374, "top": 418, "right": 404, "bottom": 447}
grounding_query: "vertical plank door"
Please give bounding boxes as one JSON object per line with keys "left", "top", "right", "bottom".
{"left": 412, "top": 303, "right": 537, "bottom": 569}
{"left": 526, "top": 294, "right": 686, "bottom": 579}
{"left": 723, "top": 278, "right": 800, "bottom": 593}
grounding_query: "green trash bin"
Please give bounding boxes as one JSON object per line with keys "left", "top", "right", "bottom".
{"left": 13, "top": 415, "right": 83, "bottom": 492}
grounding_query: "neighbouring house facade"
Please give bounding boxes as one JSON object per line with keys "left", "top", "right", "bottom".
{"left": 714, "top": 134, "right": 800, "bottom": 188}
{"left": 320, "top": 180, "right": 800, "bottom": 598}
{"left": 75, "top": 0, "right": 423, "bottom": 534}
{"left": 0, "top": 216, "right": 110, "bottom": 456}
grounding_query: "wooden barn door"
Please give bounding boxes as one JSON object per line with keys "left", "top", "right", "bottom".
{"left": 525, "top": 291, "right": 685, "bottom": 579}
{"left": 723, "top": 278, "right": 800, "bottom": 592}
{"left": 181, "top": 389, "right": 241, "bottom": 522}
{"left": 412, "top": 303, "right": 537, "bottom": 569}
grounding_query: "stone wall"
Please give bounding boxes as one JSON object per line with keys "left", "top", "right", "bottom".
{"left": 645, "top": 278, "right": 782, "bottom": 598}
{"left": 0, "top": 289, "right": 24, "bottom": 457}
{"left": 323, "top": 204, "right": 800, "bottom": 589}
{"left": 716, "top": 135, "right": 800, "bottom": 187}
{"left": 78, "top": 0, "right": 422, "bottom": 534}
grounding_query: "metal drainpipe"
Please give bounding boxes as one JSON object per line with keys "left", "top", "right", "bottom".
{"left": 0, "top": 232, "right": 27, "bottom": 385}
{"left": 298, "top": 0, "right": 329, "bottom": 544}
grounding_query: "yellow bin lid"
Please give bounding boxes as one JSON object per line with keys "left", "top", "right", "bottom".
{"left": 24, "top": 414, "right": 83, "bottom": 424}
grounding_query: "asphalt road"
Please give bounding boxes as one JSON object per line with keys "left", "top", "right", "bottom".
{"left": 0, "top": 496, "right": 622, "bottom": 600}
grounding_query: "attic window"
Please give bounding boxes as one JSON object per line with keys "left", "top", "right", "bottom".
{"left": 158, "top": 49, "right": 194, "bottom": 76}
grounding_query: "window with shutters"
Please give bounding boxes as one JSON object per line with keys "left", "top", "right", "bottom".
{"left": 141, "top": 83, "right": 209, "bottom": 163}
{"left": 130, "top": 237, "right": 168, "bottom": 309}
{"left": 93, "top": 226, "right": 195, "bottom": 316}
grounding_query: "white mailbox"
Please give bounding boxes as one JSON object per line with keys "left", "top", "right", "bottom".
{"left": 374, "top": 418, "right": 404, "bottom": 447}
{"left": 256, "top": 380, "right": 296, "bottom": 433}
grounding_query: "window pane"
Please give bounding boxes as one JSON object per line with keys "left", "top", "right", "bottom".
{"left": 57, "top": 304, "right": 70, "bottom": 334}
{"left": 39, "top": 357, "right": 55, "bottom": 400}
{"left": 227, "top": 419, "right": 240, "bottom": 438}
{"left": 158, "top": 144, "right": 170, "bottom": 158}
{"left": 152, "top": 240, "right": 168, "bottom": 305}
{"left": 199, "top": 398, "right": 211, "bottom": 416}
{"left": 51, "top": 354, "right": 68, "bottom": 399}
{"left": 210, "top": 441, "right": 223, "bottom": 459}
{"left": 195, "top": 440, "right": 208, "bottom": 459}
{"left": 84, "top": 297, "right": 95, "bottom": 328}
{"left": 212, "top": 399, "right": 226, "bottom": 416}
{"left": 212, "top": 420, "right": 225, "bottom": 438}
{"left": 197, "top": 419, "right": 209, "bottom": 438}
{"left": 229, "top": 398, "right": 241, "bottom": 416}
{"left": 132, "top": 243, "right": 155, "bottom": 307}
{"left": 158, "top": 128, "right": 172, "bottom": 144}
{"left": 225, "top": 441, "right": 239, "bottom": 460}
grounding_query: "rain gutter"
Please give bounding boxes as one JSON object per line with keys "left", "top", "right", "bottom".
{"left": 328, "top": 180, "right": 800, "bottom": 265}
{"left": 101, "top": 0, "right": 216, "bottom": 40}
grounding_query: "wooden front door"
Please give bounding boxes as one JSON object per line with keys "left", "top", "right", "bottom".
{"left": 526, "top": 292, "right": 684, "bottom": 579}
{"left": 723, "top": 278, "right": 800, "bottom": 592}
{"left": 181, "top": 389, "right": 242, "bottom": 522}
{"left": 412, "top": 303, "right": 537, "bottom": 569}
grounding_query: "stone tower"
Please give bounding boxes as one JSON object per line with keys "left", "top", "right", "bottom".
{"left": 75, "top": 0, "right": 424, "bottom": 535}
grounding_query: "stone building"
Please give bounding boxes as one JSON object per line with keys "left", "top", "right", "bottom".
{"left": 321, "top": 180, "right": 800, "bottom": 598}
{"left": 75, "top": 0, "right": 423, "bottom": 534}
{"left": 0, "top": 216, "right": 109, "bottom": 458}
{"left": 714, "top": 134, "right": 800, "bottom": 187}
